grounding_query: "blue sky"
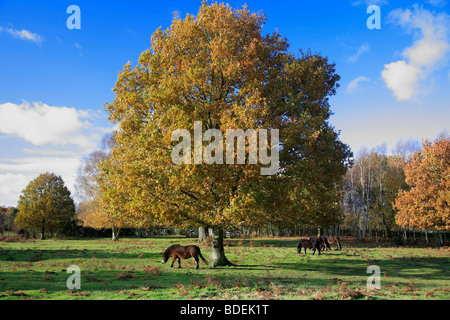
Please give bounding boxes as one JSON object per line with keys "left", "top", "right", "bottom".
{"left": 1, "top": 0, "right": 449, "bottom": 206}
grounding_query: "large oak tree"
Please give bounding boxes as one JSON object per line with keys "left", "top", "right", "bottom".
{"left": 100, "top": 2, "right": 351, "bottom": 266}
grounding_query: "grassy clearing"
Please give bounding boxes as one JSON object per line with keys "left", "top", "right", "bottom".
{"left": 0, "top": 236, "right": 449, "bottom": 300}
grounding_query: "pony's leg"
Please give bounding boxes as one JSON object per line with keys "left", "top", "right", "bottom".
{"left": 195, "top": 257, "right": 199, "bottom": 269}
{"left": 178, "top": 257, "right": 182, "bottom": 268}
{"left": 171, "top": 257, "right": 175, "bottom": 268}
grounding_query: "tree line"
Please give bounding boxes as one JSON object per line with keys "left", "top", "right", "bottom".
{"left": 341, "top": 136, "right": 449, "bottom": 245}
{"left": 5, "top": 133, "right": 448, "bottom": 245}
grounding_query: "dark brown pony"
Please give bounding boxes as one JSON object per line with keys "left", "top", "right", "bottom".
{"left": 297, "top": 238, "right": 322, "bottom": 255}
{"left": 161, "top": 244, "right": 208, "bottom": 269}
{"left": 325, "top": 236, "right": 342, "bottom": 250}
{"left": 311, "top": 236, "right": 331, "bottom": 251}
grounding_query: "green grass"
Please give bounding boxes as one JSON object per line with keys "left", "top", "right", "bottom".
{"left": 0, "top": 236, "right": 449, "bottom": 300}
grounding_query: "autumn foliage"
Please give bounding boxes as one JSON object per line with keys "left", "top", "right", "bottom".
{"left": 394, "top": 135, "right": 450, "bottom": 231}
{"left": 15, "top": 173, "right": 76, "bottom": 239}
{"left": 99, "top": 2, "right": 351, "bottom": 264}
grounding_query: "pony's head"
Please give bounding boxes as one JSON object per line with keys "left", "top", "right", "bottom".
{"left": 161, "top": 245, "right": 176, "bottom": 264}
{"left": 161, "top": 249, "right": 170, "bottom": 264}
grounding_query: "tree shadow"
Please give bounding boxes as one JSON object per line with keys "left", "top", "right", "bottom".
{"left": 272, "top": 255, "right": 450, "bottom": 281}
{"left": 0, "top": 249, "right": 163, "bottom": 262}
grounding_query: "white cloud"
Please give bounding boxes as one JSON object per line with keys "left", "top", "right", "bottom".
{"left": 0, "top": 173, "right": 29, "bottom": 207}
{"left": 427, "top": 0, "right": 447, "bottom": 7}
{"left": 347, "top": 43, "right": 371, "bottom": 63}
{"left": 0, "top": 101, "right": 95, "bottom": 150}
{"left": 382, "top": 5, "right": 450, "bottom": 101}
{"left": 0, "top": 101, "right": 113, "bottom": 207}
{"left": 346, "top": 76, "right": 371, "bottom": 93}
{"left": 333, "top": 101, "right": 450, "bottom": 156}
{"left": 381, "top": 60, "right": 423, "bottom": 101}
{"left": 0, "top": 26, "right": 43, "bottom": 43}
{"left": 0, "top": 100, "right": 114, "bottom": 206}
{"left": 21, "top": 148, "right": 82, "bottom": 156}
{"left": 0, "top": 157, "right": 80, "bottom": 177}
{"left": 404, "top": 38, "right": 449, "bottom": 68}
{"left": 0, "top": 157, "right": 81, "bottom": 207}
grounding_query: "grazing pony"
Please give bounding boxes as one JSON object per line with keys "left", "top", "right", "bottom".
{"left": 311, "top": 236, "right": 332, "bottom": 251}
{"left": 297, "top": 238, "right": 322, "bottom": 255}
{"left": 161, "top": 244, "right": 208, "bottom": 269}
{"left": 326, "top": 236, "right": 342, "bottom": 250}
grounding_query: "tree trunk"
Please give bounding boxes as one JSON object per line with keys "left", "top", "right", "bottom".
{"left": 438, "top": 231, "right": 443, "bottom": 246}
{"left": 111, "top": 226, "right": 120, "bottom": 241}
{"left": 198, "top": 226, "right": 208, "bottom": 242}
{"left": 384, "top": 223, "right": 392, "bottom": 240}
{"left": 317, "top": 227, "right": 323, "bottom": 237}
{"left": 210, "top": 227, "right": 233, "bottom": 267}
{"left": 40, "top": 219, "right": 45, "bottom": 240}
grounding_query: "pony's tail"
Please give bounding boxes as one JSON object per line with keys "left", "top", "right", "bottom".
{"left": 199, "top": 251, "right": 208, "bottom": 265}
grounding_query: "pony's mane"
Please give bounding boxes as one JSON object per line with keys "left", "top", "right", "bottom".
{"left": 163, "top": 244, "right": 179, "bottom": 257}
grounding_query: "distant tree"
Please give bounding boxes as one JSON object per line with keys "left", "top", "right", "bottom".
{"left": 394, "top": 134, "right": 450, "bottom": 232}
{"left": 77, "top": 196, "right": 121, "bottom": 238}
{"left": 4, "top": 207, "right": 19, "bottom": 232}
{"left": 15, "top": 173, "right": 76, "bottom": 239}
{"left": 75, "top": 150, "right": 107, "bottom": 203}
{"left": 75, "top": 133, "right": 115, "bottom": 204}
{"left": 0, "top": 206, "right": 6, "bottom": 232}
{"left": 342, "top": 140, "right": 415, "bottom": 240}
{"left": 75, "top": 133, "right": 123, "bottom": 240}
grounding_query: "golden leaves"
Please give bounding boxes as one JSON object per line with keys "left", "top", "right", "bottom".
{"left": 394, "top": 135, "right": 450, "bottom": 231}
{"left": 16, "top": 173, "right": 75, "bottom": 230}
{"left": 100, "top": 1, "right": 351, "bottom": 230}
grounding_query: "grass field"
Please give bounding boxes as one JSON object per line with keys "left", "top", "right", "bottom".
{"left": 0, "top": 236, "right": 449, "bottom": 300}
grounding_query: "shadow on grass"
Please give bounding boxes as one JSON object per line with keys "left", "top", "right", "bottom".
{"left": 0, "top": 249, "right": 163, "bottom": 262}
{"left": 1, "top": 238, "right": 449, "bottom": 300}
{"left": 225, "top": 238, "right": 299, "bottom": 247}
{"left": 273, "top": 255, "right": 449, "bottom": 281}
{"left": 1, "top": 254, "right": 448, "bottom": 299}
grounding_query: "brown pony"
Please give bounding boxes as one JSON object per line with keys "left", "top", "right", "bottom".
{"left": 325, "top": 236, "right": 342, "bottom": 250}
{"left": 161, "top": 244, "right": 208, "bottom": 269}
{"left": 297, "top": 238, "right": 322, "bottom": 255}
{"left": 310, "top": 236, "right": 331, "bottom": 251}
